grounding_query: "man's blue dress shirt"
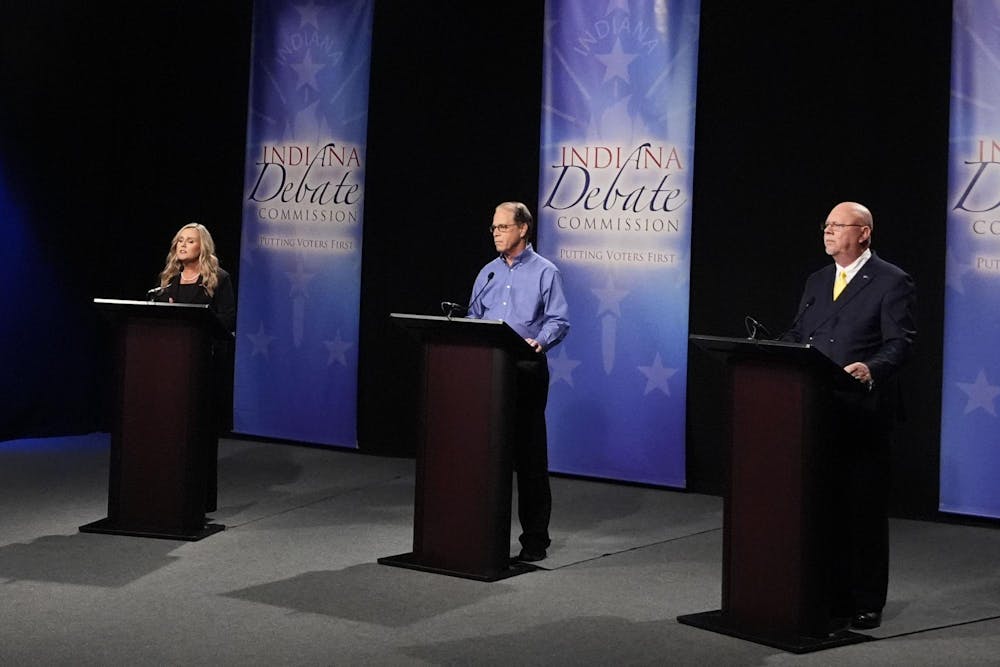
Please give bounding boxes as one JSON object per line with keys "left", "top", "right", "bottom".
{"left": 467, "top": 244, "right": 570, "bottom": 351}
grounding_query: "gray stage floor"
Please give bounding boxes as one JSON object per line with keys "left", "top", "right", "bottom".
{"left": 1, "top": 434, "right": 999, "bottom": 665}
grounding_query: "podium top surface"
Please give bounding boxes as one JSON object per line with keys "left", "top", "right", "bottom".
{"left": 390, "top": 313, "right": 535, "bottom": 358}
{"left": 94, "top": 298, "right": 232, "bottom": 339}
{"left": 95, "top": 298, "right": 209, "bottom": 311}
{"left": 690, "top": 334, "right": 812, "bottom": 353}
{"left": 690, "top": 334, "right": 862, "bottom": 392}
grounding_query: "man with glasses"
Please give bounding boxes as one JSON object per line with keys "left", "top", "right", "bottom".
{"left": 784, "top": 201, "right": 917, "bottom": 630}
{"left": 467, "top": 201, "right": 570, "bottom": 563}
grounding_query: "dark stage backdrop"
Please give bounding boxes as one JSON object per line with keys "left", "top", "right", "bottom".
{"left": 1, "top": 1, "right": 954, "bottom": 520}
{"left": 0, "top": 1, "right": 251, "bottom": 437}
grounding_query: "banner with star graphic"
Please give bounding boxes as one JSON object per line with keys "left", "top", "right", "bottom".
{"left": 233, "top": 0, "right": 372, "bottom": 447}
{"left": 940, "top": 0, "right": 1000, "bottom": 518}
{"left": 537, "top": 0, "right": 700, "bottom": 486}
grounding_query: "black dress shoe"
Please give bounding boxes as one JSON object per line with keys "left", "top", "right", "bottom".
{"left": 851, "top": 611, "right": 882, "bottom": 629}
{"left": 516, "top": 548, "right": 546, "bottom": 562}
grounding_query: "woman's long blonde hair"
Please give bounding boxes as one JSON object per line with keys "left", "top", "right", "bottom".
{"left": 159, "top": 223, "right": 221, "bottom": 296}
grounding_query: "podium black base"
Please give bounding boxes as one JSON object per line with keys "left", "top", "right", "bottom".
{"left": 79, "top": 518, "right": 225, "bottom": 541}
{"left": 677, "top": 610, "right": 871, "bottom": 654}
{"left": 378, "top": 552, "right": 537, "bottom": 582}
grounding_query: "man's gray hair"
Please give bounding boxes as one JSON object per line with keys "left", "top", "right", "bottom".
{"left": 497, "top": 201, "right": 533, "bottom": 230}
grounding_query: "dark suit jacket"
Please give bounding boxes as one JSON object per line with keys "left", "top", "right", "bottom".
{"left": 785, "top": 252, "right": 917, "bottom": 418}
{"left": 155, "top": 268, "right": 237, "bottom": 333}
{"left": 154, "top": 268, "right": 237, "bottom": 432}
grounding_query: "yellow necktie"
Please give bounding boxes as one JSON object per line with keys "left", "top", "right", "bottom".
{"left": 833, "top": 270, "right": 847, "bottom": 300}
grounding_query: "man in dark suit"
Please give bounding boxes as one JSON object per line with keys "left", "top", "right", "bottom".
{"left": 784, "top": 201, "right": 917, "bottom": 630}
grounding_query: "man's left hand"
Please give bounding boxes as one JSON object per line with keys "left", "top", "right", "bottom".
{"left": 844, "top": 361, "right": 872, "bottom": 385}
{"left": 525, "top": 338, "right": 544, "bottom": 353}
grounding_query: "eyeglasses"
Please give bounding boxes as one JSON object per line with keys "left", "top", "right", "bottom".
{"left": 821, "top": 222, "right": 867, "bottom": 232}
{"left": 489, "top": 223, "right": 523, "bottom": 233}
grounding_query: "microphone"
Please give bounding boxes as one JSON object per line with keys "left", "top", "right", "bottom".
{"left": 440, "top": 271, "right": 496, "bottom": 319}
{"left": 146, "top": 285, "right": 167, "bottom": 299}
{"left": 467, "top": 271, "right": 495, "bottom": 313}
{"left": 744, "top": 315, "right": 773, "bottom": 340}
{"left": 440, "top": 301, "right": 464, "bottom": 317}
{"left": 776, "top": 296, "right": 816, "bottom": 341}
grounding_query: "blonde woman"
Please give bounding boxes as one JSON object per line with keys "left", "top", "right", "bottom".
{"left": 154, "top": 222, "right": 236, "bottom": 513}
{"left": 155, "top": 222, "right": 236, "bottom": 331}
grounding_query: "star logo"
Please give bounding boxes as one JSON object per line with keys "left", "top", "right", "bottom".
{"left": 548, "top": 346, "right": 582, "bottom": 387}
{"left": 295, "top": 1, "right": 322, "bottom": 30}
{"left": 247, "top": 321, "right": 276, "bottom": 358}
{"left": 592, "top": 276, "right": 628, "bottom": 317}
{"left": 638, "top": 352, "right": 678, "bottom": 396}
{"left": 291, "top": 49, "right": 325, "bottom": 92}
{"left": 323, "top": 331, "right": 353, "bottom": 367}
{"left": 956, "top": 369, "right": 1000, "bottom": 416}
{"left": 595, "top": 37, "right": 639, "bottom": 85}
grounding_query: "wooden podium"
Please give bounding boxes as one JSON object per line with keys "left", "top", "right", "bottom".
{"left": 80, "top": 299, "right": 231, "bottom": 541}
{"left": 378, "top": 314, "right": 536, "bottom": 581}
{"left": 678, "top": 335, "right": 871, "bottom": 653}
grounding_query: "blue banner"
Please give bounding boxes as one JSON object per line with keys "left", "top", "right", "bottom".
{"left": 538, "top": 0, "right": 700, "bottom": 486}
{"left": 234, "top": 0, "right": 372, "bottom": 447}
{"left": 940, "top": 0, "right": 1000, "bottom": 518}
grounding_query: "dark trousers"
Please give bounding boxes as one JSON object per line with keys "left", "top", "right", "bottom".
{"left": 514, "top": 356, "right": 551, "bottom": 552}
{"left": 831, "top": 398, "right": 891, "bottom": 615}
{"left": 844, "top": 431, "right": 890, "bottom": 612}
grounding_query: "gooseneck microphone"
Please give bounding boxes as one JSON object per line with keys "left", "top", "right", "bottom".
{"left": 440, "top": 301, "right": 464, "bottom": 317}
{"left": 744, "top": 315, "right": 773, "bottom": 340}
{"left": 467, "top": 271, "right": 495, "bottom": 313}
{"left": 146, "top": 285, "right": 167, "bottom": 300}
{"left": 776, "top": 296, "right": 816, "bottom": 341}
{"left": 441, "top": 271, "right": 495, "bottom": 319}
